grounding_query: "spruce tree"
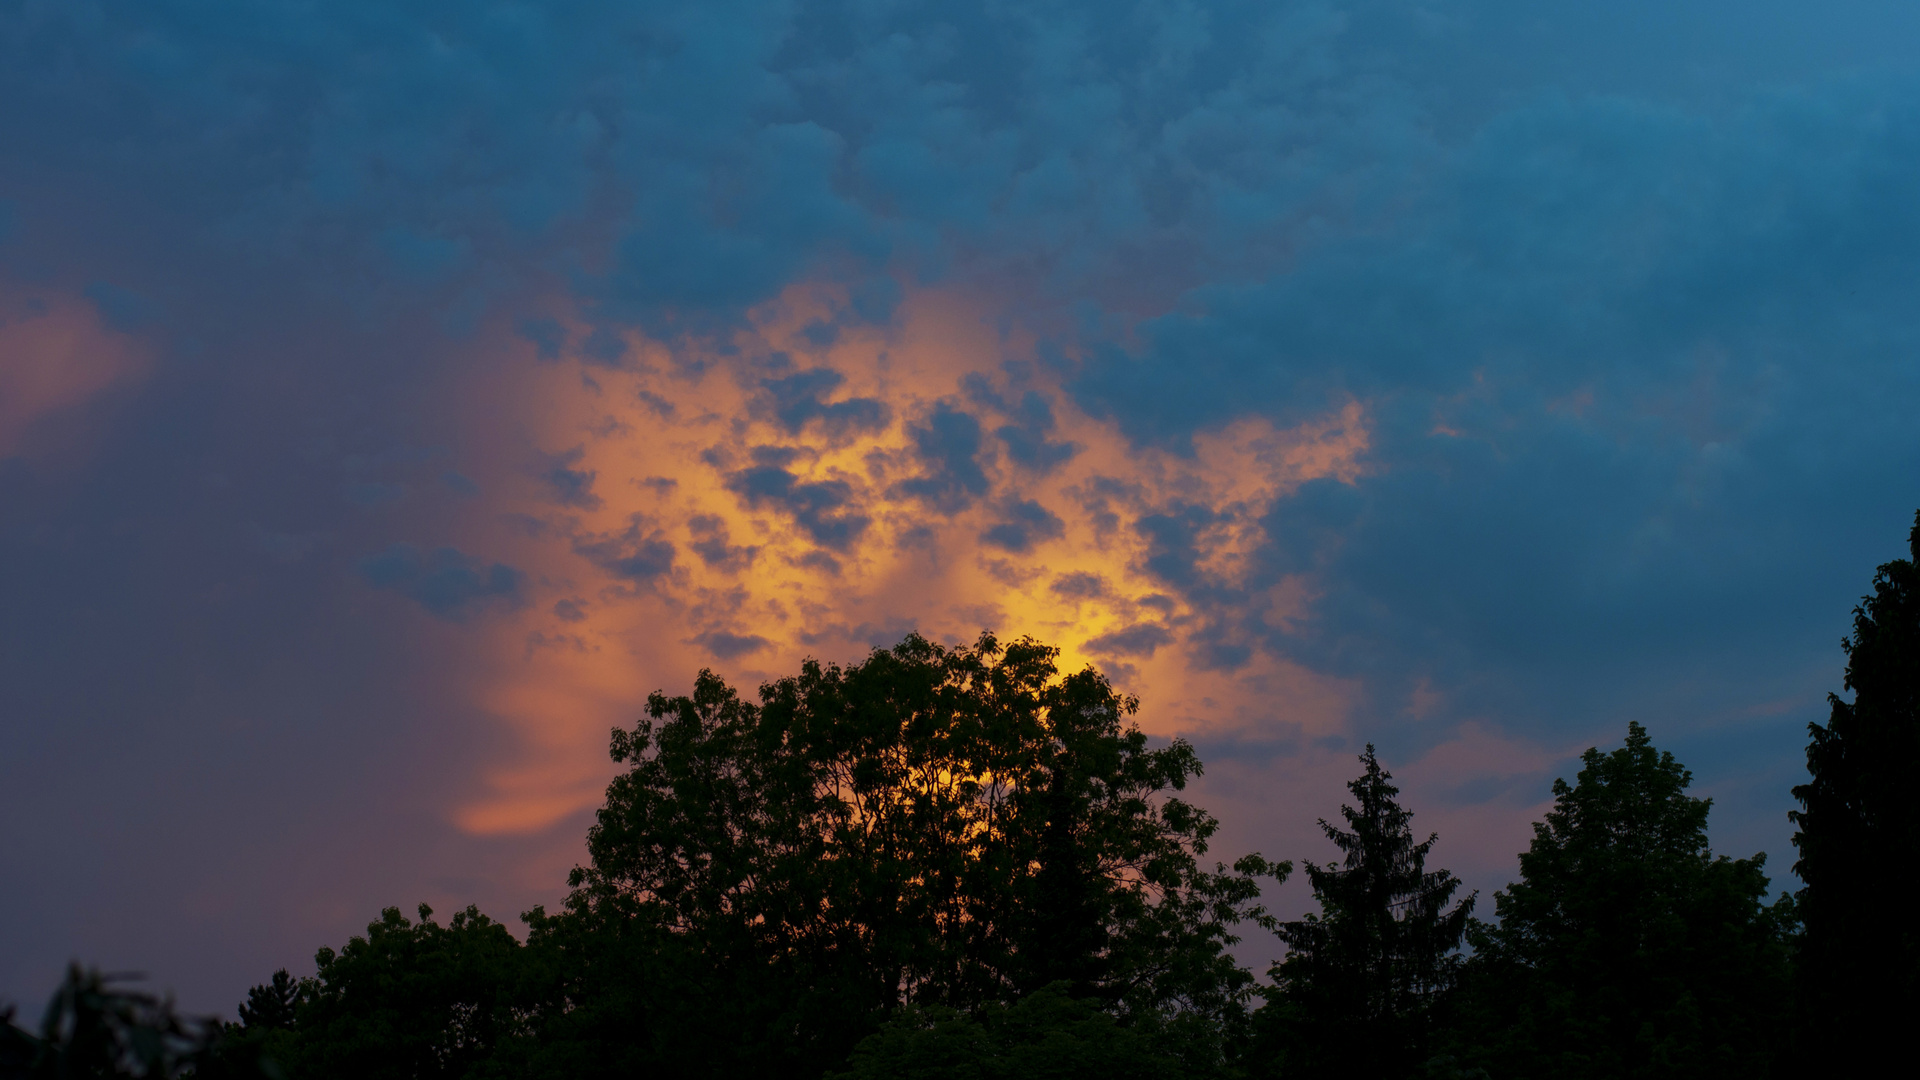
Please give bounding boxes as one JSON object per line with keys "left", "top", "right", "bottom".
{"left": 1256, "top": 747, "right": 1473, "bottom": 1080}
{"left": 1789, "top": 509, "right": 1920, "bottom": 1070}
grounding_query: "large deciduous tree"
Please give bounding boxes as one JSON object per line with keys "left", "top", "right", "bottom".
{"left": 1253, "top": 746, "right": 1473, "bottom": 1080}
{"left": 1789, "top": 509, "right": 1920, "bottom": 1070}
{"left": 1460, "top": 723, "right": 1794, "bottom": 1080}
{"left": 556, "top": 632, "right": 1282, "bottom": 1078}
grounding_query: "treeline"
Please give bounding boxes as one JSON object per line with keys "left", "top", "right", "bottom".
{"left": 6, "top": 512, "right": 1916, "bottom": 1079}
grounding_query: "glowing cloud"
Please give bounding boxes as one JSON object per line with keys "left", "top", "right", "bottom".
{"left": 416, "top": 286, "right": 1369, "bottom": 835}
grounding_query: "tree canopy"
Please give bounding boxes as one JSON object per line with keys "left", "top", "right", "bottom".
{"left": 1457, "top": 722, "right": 1794, "bottom": 1079}
{"left": 556, "top": 631, "right": 1283, "bottom": 1076}
{"left": 1789, "top": 510, "right": 1920, "bottom": 1071}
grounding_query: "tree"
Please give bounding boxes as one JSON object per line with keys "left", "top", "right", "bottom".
{"left": 1254, "top": 746, "right": 1473, "bottom": 1080}
{"left": 557, "top": 632, "right": 1284, "bottom": 1078}
{"left": 235, "top": 969, "right": 304, "bottom": 1033}
{"left": 1460, "top": 723, "right": 1793, "bottom": 1080}
{"left": 198, "top": 968, "right": 310, "bottom": 1079}
{"left": 269, "top": 904, "right": 534, "bottom": 1080}
{"left": 2, "top": 965, "right": 224, "bottom": 1079}
{"left": 1788, "top": 510, "right": 1920, "bottom": 1071}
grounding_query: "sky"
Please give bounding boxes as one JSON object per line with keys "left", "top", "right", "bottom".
{"left": 3, "top": 0, "right": 1918, "bottom": 1015}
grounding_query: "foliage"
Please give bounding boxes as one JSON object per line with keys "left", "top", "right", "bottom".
{"left": 1456, "top": 722, "right": 1795, "bottom": 1079}
{"left": 262, "top": 904, "right": 536, "bottom": 1080}
{"left": 1788, "top": 509, "right": 1920, "bottom": 1070}
{"left": 0, "top": 965, "right": 222, "bottom": 1079}
{"left": 831, "top": 982, "right": 1196, "bottom": 1080}
{"left": 1253, "top": 746, "right": 1473, "bottom": 1080}
{"left": 41, "top": 607, "right": 1885, "bottom": 1079}
{"left": 558, "top": 631, "right": 1284, "bottom": 1076}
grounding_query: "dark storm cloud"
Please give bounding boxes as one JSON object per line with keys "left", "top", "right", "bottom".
{"left": 358, "top": 544, "right": 525, "bottom": 620}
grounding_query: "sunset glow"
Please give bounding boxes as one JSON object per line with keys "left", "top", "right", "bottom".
{"left": 431, "top": 287, "right": 1369, "bottom": 834}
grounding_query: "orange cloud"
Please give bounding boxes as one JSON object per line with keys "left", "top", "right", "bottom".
{"left": 0, "top": 288, "right": 149, "bottom": 460}
{"left": 427, "top": 285, "right": 1372, "bottom": 835}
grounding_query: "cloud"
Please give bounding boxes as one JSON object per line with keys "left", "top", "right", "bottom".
{"left": 995, "top": 392, "right": 1079, "bottom": 474}
{"left": 889, "top": 403, "right": 989, "bottom": 513}
{"left": 358, "top": 544, "right": 525, "bottom": 620}
{"left": 545, "top": 447, "right": 602, "bottom": 510}
{"left": 725, "top": 457, "right": 870, "bottom": 550}
{"left": 1062, "top": 82, "right": 1920, "bottom": 748}
{"left": 1050, "top": 571, "right": 1110, "bottom": 600}
{"left": 760, "top": 368, "right": 890, "bottom": 438}
{"left": 83, "top": 282, "right": 161, "bottom": 332}
{"left": 981, "top": 498, "right": 1066, "bottom": 553}
{"left": 695, "top": 631, "right": 772, "bottom": 659}
{"left": 1085, "top": 623, "right": 1174, "bottom": 658}
{"left": 0, "top": 288, "right": 150, "bottom": 459}
{"left": 687, "top": 514, "right": 758, "bottom": 573}
{"left": 572, "top": 517, "right": 677, "bottom": 583}
{"left": 517, "top": 317, "right": 567, "bottom": 361}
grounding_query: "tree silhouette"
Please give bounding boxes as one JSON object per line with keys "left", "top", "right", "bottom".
{"left": 1789, "top": 508, "right": 1920, "bottom": 1071}
{"left": 554, "top": 632, "right": 1284, "bottom": 1077}
{"left": 1460, "top": 722, "right": 1793, "bottom": 1079}
{"left": 1254, "top": 746, "right": 1473, "bottom": 1080}
{"left": 275, "top": 904, "right": 533, "bottom": 1080}
{"left": 2, "top": 965, "right": 222, "bottom": 1079}
{"left": 234, "top": 970, "right": 304, "bottom": 1033}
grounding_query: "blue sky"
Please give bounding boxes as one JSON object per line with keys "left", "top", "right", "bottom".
{"left": 3, "top": 0, "right": 1917, "bottom": 1012}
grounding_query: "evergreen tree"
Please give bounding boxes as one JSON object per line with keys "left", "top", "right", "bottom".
{"left": 235, "top": 969, "right": 305, "bottom": 1033}
{"left": 1459, "top": 723, "right": 1793, "bottom": 1079}
{"left": 1789, "top": 509, "right": 1920, "bottom": 1071}
{"left": 1255, "top": 747, "right": 1473, "bottom": 1080}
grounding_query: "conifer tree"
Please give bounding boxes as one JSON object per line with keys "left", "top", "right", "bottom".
{"left": 1256, "top": 747, "right": 1473, "bottom": 1080}
{"left": 1789, "top": 509, "right": 1920, "bottom": 1070}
